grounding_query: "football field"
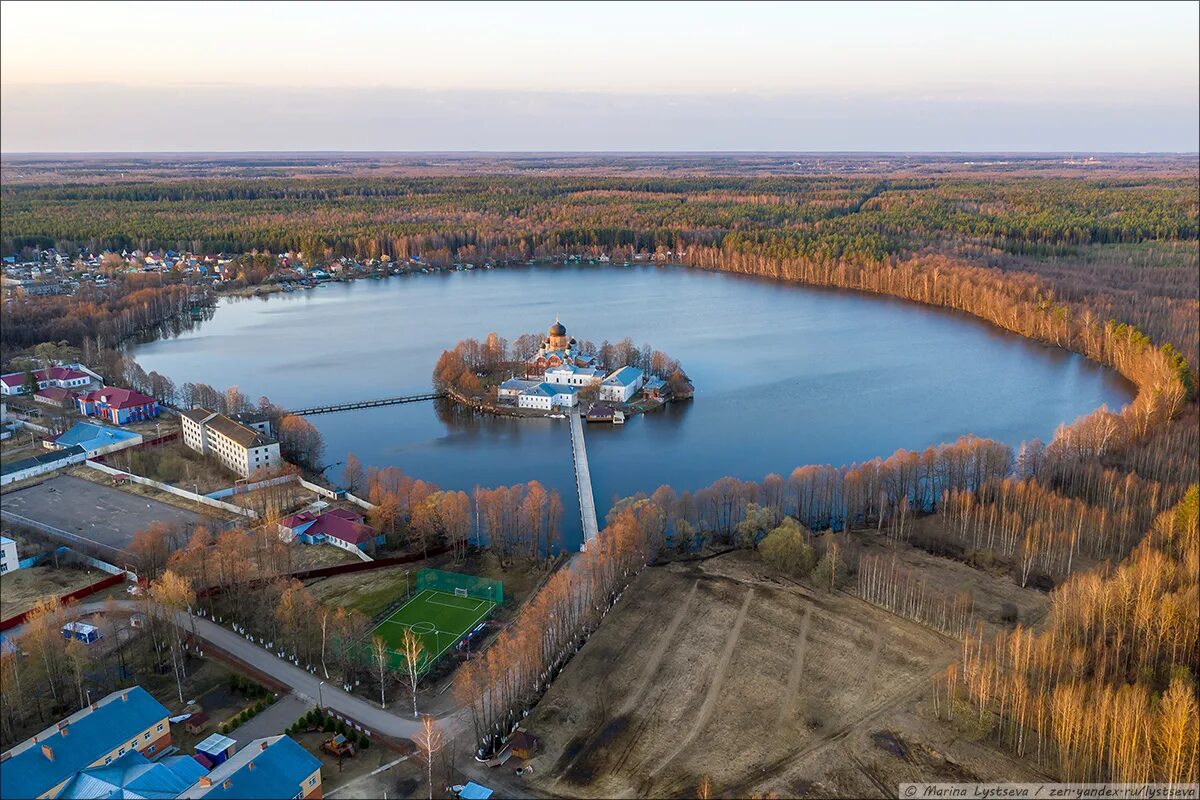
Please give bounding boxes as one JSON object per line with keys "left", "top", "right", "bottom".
{"left": 371, "top": 588, "right": 495, "bottom": 672}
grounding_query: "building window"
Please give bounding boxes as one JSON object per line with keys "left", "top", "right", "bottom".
{"left": 104, "top": 756, "right": 112, "bottom": 765}
{"left": 131, "top": 740, "right": 138, "bottom": 748}
{"left": 145, "top": 732, "right": 151, "bottom": 740}
{"left": 309, "top": 777, "right": 317, "bottom": 786}
{"left": 119, "top": 748, "right": 125, "bottom": 756}
{"left": 157, "top": 724, "right": 164, "bottom": 732}
{"left": 147, "top": 744, "right": 156, "bottom": 754}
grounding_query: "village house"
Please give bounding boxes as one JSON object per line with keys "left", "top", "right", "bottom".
{"left": 0, "top": 364, "right": 98, "bottom": 396}
{"left": 76, "top": 387, "right": 160, "bottom": 425}
{"left": 598, "top": 366, "right": 646, "bottom": 403}
{"left": 180, "top": 408, "right": 281, "bottom": 478}
{"left": 277, "top": 508, "right": 384, "bottom": 552}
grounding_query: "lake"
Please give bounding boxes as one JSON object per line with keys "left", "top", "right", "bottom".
{"left": 130, "top": 265, "right": 1134, "bottom": 549}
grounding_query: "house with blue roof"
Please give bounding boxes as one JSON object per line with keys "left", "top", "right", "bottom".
{"left": 598, "top": 366, "right": 645, "bottom": 403}
{"left": 0, "top": 686, "right": 173, "bottom": 799}
{"left": 57, "top": 750, "right": 209, "bottom": 799}
{"left": 177, "top": 736, "right": 322, "bottom": 800}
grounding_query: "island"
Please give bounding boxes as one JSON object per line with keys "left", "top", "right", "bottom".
{"left": 434, "top": 318, "right": 694, "bottom": 421}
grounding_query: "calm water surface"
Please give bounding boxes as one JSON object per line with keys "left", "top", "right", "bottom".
{"left": 131, "top": 266, "right": 1133, "bottom": 549}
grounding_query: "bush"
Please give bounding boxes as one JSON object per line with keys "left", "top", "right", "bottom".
{"left": 256, "top": 700, "right": 267, "bottom": 713}
{"left": 336, "top": 721, "right": 347, "bottom": 736}
{"left": 358, "top": 732, "right": 369, "bottom": 749}
{"left": 219, "top": 724, "right": 228, "bottom": 735}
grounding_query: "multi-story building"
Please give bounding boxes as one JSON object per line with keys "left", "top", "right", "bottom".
{"left": 0, "top": 686, "right": 322, "bottom": 800}
{"left": 180, "top": 408, "right": 281, "bottom": 478}
{"left": 0, "top": 686, "right": 173, "bottom": 799}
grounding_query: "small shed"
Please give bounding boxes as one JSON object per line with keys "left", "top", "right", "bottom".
{"left": 184, "top": 712, "right": 210, "bottom": 735}
{"left": 61, "top": 621, "right": 100, "bottom": 644}
{"left": 195, "top": 733, "right": 237, "bottom": 766}
{"left": 507, "top": 731, "right": 539, "bottom": 760}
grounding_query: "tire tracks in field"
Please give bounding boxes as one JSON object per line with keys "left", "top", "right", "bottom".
{"left": 647, "top": 586, "right": 755, "bottom": 780}
{"left": 776, "top": 604, "right": 813, "bottom": 727}
{"left": 619, "top": 579, "right": 699, "bottom": 716}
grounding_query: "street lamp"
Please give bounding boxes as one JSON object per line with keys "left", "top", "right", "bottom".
{"left": 318, "top": 681, "right": 325, "bottom": 710}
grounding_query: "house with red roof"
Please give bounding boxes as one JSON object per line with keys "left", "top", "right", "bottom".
{"left": 77, "top": 387, "right": 160, "bottom": 425}
{"left": 0, "top": 364, "right": 96, "bottom": 396}
{"left": 278, "top": 508, "right": 383, "bottom": 552}
{"left": 34, "top": 385, "right": 78, "bottom": 407}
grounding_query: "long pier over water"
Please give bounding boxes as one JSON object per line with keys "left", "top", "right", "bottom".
{"left": 568, "top": 409, "right": 600, "bottom": 547}
{"left": 287, "top": 392, "right": 444, "bottom": 416}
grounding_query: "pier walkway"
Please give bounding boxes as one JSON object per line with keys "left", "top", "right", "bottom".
{"left": 287, "top": 392, "right": 444, "bottom": 416}
{"left": 568, "top": 408, "right": 600, "bottom": 547}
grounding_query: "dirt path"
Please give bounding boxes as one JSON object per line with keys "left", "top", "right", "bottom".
{"left": 647, "top": 586, "right": 754, "bottom": 780}
{"left": 859, "top": 620, "right": 884, "bottom": 702}
{"left": 776, "top": 604, "right": 812, "bottom": 727}
{"left": 618, "top": 579, "right": 698, "bottom": 716}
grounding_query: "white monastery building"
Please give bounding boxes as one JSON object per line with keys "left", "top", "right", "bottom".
{"left": 598, "top": 366, "right": 646, "bottom": 403}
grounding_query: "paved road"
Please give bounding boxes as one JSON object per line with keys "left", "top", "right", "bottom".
{"left": 45, "top": 600, "right": 467, "bottom": 741}
{"left": 568, "top": 409, "right": 599, "bottom": 545}
{"left": 226, "top": 694, "right": 310, "bottom": 749}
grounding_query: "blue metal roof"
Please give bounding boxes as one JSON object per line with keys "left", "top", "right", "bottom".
{"left": 602, "top": 366, "right": 644, "bottom": 386}
{"left": 57, "top": 750, "right": 209, "bottom": 799}
{"left": 53, "top": 422, "right": 139, "bottom": 452}
{"left": 187, "top": 737, "right": 321, "bottom": 800}
{"left": 459, "top": 782, "right": 495, "bottom": 800}
{"left": 0, "top": 687, "right": 170, "bottom": 800}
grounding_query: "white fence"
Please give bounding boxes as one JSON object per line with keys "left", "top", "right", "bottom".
{"left": 83, "top": 460, "right": 258, "bottom": 519}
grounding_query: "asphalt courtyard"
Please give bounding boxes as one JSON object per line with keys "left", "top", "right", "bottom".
{"left": 0, "top": 474, "right": 204, "bottom": 555}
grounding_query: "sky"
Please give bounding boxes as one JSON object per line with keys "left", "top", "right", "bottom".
{"left": 2, "top": 0, "right": 1197, "bottom": 152}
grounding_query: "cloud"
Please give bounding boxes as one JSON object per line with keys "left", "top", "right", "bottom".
{"left": 2, "top": 84, "right": 1196, "bottom": 152}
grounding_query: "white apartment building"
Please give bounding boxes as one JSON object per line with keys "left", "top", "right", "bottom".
{"left": 180, "top": 408, "right": 281, "bottom": 478}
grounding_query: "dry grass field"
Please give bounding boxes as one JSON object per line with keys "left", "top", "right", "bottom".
{"left": 524, "top": 549, "right": 1049, "bottom": 799}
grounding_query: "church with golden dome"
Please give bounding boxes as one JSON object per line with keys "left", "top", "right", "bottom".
{"left": 527, "top": 317, "right": 600, "bottom": 374}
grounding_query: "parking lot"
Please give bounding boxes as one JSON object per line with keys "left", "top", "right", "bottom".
{"left": 0, "top": 474, "right": 205, "bottom": 556}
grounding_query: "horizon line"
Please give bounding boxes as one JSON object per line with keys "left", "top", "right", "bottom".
{"left": 4, "top": 149, "right": 1198, "bottom": 158}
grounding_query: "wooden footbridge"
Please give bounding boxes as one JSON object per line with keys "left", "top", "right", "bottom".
{"left": 287, "top": 392, "right": 444, "bottom": 416}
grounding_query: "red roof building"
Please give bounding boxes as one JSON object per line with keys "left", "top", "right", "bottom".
{"left": 278, "top": 508, "right": 379, "bottom": 550}
{"left": 76, "top": 387, "right": 160, "bottom": 425}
